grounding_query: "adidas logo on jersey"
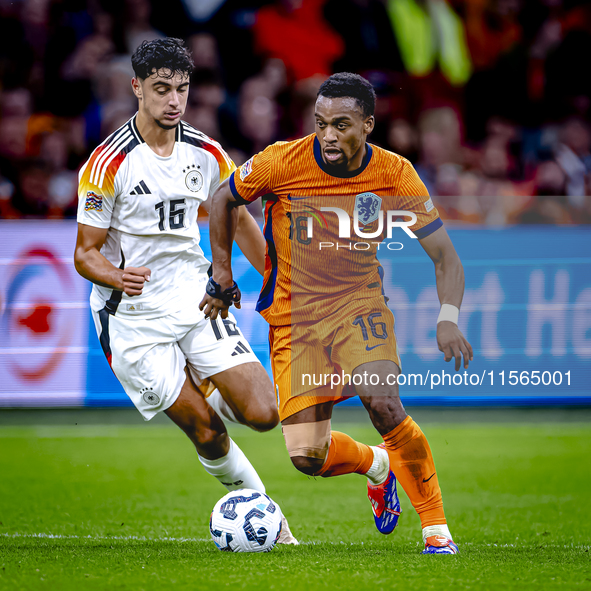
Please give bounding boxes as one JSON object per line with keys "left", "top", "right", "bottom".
{"left": 130, "top": 180, "right": 151, "bottom": 195}
{"left": 231, "top": 341, "right": 251, "bottom": 356}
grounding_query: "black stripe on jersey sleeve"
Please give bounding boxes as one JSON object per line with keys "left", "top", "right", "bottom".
{"left": 181, "top": 132, "right": 207, "bottom": 150}
{"left": 229, "top": 171, "right": 251, "bottom": 205}
{"left": 122, "top": 135, "right": 140, "bottom": 155}
{"left": 414, "top": 217, "right": 443, "bottom": 239}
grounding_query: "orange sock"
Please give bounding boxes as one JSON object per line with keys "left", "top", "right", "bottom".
{"left": 382, "top": 416, "right": 446, "bottom": 528}
{"left": 315, "top": 431, "right": 374, "bottom": 477}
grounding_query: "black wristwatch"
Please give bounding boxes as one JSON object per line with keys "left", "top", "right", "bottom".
{"left": 205, "top": 277, "right": 242, "bottom": 306}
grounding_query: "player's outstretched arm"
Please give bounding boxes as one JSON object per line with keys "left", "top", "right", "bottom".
{"left": 74, "top": 223, "right": 151, "bottom": 296}
{"left": 419, "top": 226, "right": 473, "bottom": 370}
{"left": 235, "top": 206, "right": 265, "bottom": 277}
{"left": 200, "top": 178, "right": 241, "bottom": 319}
{"left": 201, "top": 194, "right": 265, "bottom": 276}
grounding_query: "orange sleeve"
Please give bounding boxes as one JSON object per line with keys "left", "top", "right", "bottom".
{"left": 76, "top": 146, "right": 124, "bottom": 229}
{"left": 205, "top": 140, "right": 237, "bottom": 198}
{"left": 229, "top": 144, "right": 276, "bottom": 203}
{"left": 392, "top": 159, "right": 443, "bottom": 239}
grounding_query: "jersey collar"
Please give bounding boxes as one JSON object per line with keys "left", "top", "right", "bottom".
{"left": 131, "top": 113, "right": 183, "bottom": 143}
{"left": 313, "top": 135, "right": 373, "bottom": 178}
{"left": 131, "top": 114, "right": 145, "bottom": 143}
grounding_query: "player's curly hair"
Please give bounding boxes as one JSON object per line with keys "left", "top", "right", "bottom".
{"left": 131, "top": 38, "right": 194, "bottom": 80}
{"left": 317, "top": 72, "right": 376, "bottom": 118}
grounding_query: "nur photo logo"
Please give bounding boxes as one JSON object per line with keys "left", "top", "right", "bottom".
{"left": 289, "top": 193, "right": 419, "bottom": 250}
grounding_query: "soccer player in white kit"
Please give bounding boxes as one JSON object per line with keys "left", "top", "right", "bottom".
{"left": 73, "top": 38, "right": 296, "bottom": 543}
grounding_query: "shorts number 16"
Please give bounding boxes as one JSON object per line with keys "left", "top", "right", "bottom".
{"left": 352, "top": 313, "right": 388, "bottom": 341}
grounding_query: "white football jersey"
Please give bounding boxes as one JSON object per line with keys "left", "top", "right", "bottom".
{"left": 77, "top": 114, "right": 236, "bottom": 318}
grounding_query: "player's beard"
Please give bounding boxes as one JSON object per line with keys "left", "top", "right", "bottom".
{"left": 155, "top": 118, "right": 180, "bottom": 131}
{"left": 324, "top": 157, "right": 349, "bottom": 174}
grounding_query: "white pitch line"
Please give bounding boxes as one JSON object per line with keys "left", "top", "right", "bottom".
{"left": 0, "top": 533, "right": 359, "bottom": 547}
{"left": 0, "top": 532, "right": 209, "bottom": 543}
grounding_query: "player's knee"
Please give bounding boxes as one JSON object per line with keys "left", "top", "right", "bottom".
{"left": 245, "top": 404, "right": 279, "bottom": 432}
{"left": 282, "top": 419, "right": 331, "bottom": 474}
{"left": 290, "top": 455, "right": 325, "bottom": 476}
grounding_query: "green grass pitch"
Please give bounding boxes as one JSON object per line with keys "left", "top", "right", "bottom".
{"left": 0, "top": 408, "right": 590, "bottom": 590}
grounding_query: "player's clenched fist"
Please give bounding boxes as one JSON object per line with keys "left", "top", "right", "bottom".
{"left": 120, "top": 266, "right": 151, "bottom": 296}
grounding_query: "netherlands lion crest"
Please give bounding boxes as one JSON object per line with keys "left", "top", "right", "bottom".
{"left": 355, "top": 192, "right": 382, "bottom": 225}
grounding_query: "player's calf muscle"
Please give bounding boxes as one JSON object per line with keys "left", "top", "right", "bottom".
{"left": 164, "top": 377, "right": 230, "bottom": 456}
{"left": 192, "top": 427, "right": 229, "bottom": 459}
{"left": 353, "top": 361, "right": 407, "bottom": 433}
{"left": 166, "top": 403, "right": 230, "bottom": 459}
{"left": 361, "top": 395, "right": 408, "bottom": 435}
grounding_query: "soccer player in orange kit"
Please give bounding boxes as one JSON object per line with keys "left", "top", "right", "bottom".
{"left": 201, "top": 72, "right": 473, "bottom": 554}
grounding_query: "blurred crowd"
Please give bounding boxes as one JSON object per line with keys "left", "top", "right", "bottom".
{"left": 1, "top": 0, "right": 591, "bottom": 224}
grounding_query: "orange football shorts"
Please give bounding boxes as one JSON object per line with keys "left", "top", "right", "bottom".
{"left": 269, "top": 296, "right": 401, "bottom": 421}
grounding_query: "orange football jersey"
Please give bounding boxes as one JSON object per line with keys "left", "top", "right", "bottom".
{"left": 230, "top": 134, "right": 442, "bottom": 326}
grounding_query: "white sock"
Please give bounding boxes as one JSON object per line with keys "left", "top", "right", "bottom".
{"left": 207, "top": 389, "right": 240, "bottom": 424}
{"left": 198, "top": 438, "right": 265, "bottom": 492}
{"left": 422, "top": 524, "right": 452, "bottom": 543}
{"left": 365, "top": 445, "right": 389, "bottom": 486}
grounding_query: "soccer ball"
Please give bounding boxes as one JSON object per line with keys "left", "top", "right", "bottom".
{"left": 209, "top": 489, "right": 283, "bottom": 553}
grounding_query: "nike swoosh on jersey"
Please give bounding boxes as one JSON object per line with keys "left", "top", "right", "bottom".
{"left": 365, "top": 344, "right": 385, "bottom": 351}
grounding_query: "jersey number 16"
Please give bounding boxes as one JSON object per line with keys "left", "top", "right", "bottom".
{"left": 155, "top": 199, "right": 186, "bottom": 231}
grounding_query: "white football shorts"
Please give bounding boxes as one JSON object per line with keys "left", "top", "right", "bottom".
{"left": 91, "top": 305, "right": 260, "bottom": 420}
